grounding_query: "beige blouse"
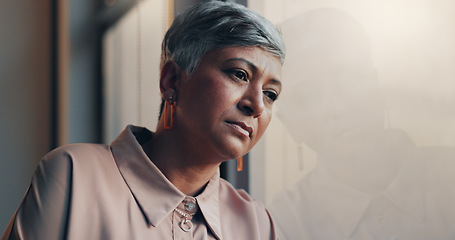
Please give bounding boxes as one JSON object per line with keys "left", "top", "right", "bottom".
{"left": 2, "top": 125, "right": 277, "bottom": 240}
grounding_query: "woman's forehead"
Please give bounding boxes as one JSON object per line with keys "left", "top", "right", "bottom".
{"left": 204, "top": 47, "right": 282, "bottom": 73}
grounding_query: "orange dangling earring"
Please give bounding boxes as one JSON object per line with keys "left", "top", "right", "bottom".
{"left": 237, "top": 155, "right": 243, "bottom": 172}
{"left": 164, "top": 97, "right": 175, "bottom": 129}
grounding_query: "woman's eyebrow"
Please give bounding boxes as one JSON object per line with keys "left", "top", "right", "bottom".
{"left": 225, "top": 58, "right": 257, "bottom": 71}
{"left": 271, "top": 79, "right": 282, "bottom": 88}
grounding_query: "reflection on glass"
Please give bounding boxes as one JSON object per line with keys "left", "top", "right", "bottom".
{"left": 269, "top": 8, "right": 455, "bottom": 240}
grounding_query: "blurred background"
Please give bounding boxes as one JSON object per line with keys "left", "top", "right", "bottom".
{"left": 1, "top": 0, "right": 454, "bottom": 238}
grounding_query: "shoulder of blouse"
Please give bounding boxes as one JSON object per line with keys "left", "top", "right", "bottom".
{"left": 41, "top": 143, "right": 114, "bottom": 172}
{"left": 217, "top": 177, "right": 277, "bottom": 239}
{"left": 44, "top": 143, "right": 111, "bottom": 162}
{"left": 1, "top": 143, "right": 113, "bottom": 240}
{"left": 35, "top": 143, "right": 117, "bottom": 193}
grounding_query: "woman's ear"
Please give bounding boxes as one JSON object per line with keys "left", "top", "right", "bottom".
{"left": 160, "top": 61, "right": 184, "bottom": 97}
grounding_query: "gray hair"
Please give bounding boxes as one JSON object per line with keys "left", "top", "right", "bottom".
{"left": 161, "top": 1, "right": 285, "bottom": 75}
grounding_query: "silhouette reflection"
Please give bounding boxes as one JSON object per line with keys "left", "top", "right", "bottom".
{"left": 269, "top": 8, "right": 455, "bottom": 240}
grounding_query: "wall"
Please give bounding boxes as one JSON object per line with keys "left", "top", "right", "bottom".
{"left": 0, "top": 0, "right": 52, "bottom": 231}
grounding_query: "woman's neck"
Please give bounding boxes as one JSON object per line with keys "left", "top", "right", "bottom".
{"left": 142, "top": 130, "right": 221, "bottom": 196}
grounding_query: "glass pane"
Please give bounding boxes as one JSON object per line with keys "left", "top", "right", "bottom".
{"left": 249, "top": 1, "right": 455, "bottom": 239}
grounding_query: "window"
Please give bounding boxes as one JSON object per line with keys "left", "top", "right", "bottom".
{"left": 249, "top": 1, "right": 455, "bottom": 239}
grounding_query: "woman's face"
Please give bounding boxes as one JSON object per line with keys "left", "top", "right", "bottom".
{"left": 175, "top": 46, "right": 282, "bottom": 161}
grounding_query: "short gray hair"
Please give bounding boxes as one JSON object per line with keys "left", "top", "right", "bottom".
{"left": 161, "top": 1, "right": 285, "bottom": 75}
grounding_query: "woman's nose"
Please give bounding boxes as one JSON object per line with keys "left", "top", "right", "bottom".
{"left": 237, "top": 87, "right": 265, "bottom": 118}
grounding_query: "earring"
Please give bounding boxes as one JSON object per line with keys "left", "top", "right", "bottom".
{"left": 237, "top": 155, "right": 243, "bottom": 172}
{"left": 164, "top": 97, "right": 175, "bottom": 129}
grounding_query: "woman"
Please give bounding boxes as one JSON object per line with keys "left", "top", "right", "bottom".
{"left": 2, "top": 1, "right": 285, "bottom": 239}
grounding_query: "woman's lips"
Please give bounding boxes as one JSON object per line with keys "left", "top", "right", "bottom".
{"left": 226, "top": 121, "right": 253, "bottom": 138}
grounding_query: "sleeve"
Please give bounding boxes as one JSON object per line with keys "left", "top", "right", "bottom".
{"left": 1, "top": 148, "right": 74, "bottom": 240}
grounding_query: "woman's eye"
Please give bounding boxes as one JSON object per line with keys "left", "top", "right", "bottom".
{"left": 233, "top": 70, "right": 248, "bottom": 81}
{"left": 264, "top": 91, "right": 278, "bottom": 101}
